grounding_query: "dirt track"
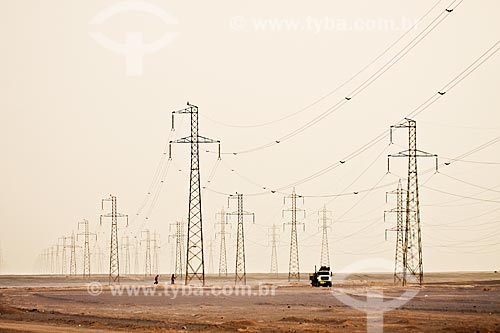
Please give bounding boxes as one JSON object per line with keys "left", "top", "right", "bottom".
{"left": 0, "top": 273, "right": 499, "bottom": 332}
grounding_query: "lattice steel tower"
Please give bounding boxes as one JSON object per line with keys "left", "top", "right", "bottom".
{"left": 318, "top": 206, "right": 332, "bottom": 268}
{"left": 388, "top": 119, "right": 437, "bottom": 286}
{"left": 78, "top": 219, "right": 97, "bottom": 278}
{"left": 216, "top": 208, "right": 229, "bottom": 277}
{"left": 100, "top": 195, "right": 128, "bottom": 284}
{"left": 169, "top": 102, "right": 221, "bottom": 286}
{"left": 152, "top": 232, "right": 160, "bottom": 275}
{"left": 121, "top": 235, "right": 131, "bottom": 275}
{"left": 141, "top": 230, "right": 152, "bottom": 276}
{"left": 268, "top": 225, "right": 280, "bottom": 276}
{"left": 283, "top": 189, "right": 305, "bottom": 281}
{"left": 69, "top": 231, "right": 77, "bottom": 276}
{"left": 227, "top": 193, "right": 255, "bottom": 285}
{"left": 169, "top": 221, "right": 185, "bottom": 278}
{"left": 384, "top": 179, "right": 406, "bottom": 285}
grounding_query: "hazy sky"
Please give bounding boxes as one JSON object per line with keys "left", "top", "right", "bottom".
{"left": 1, "top": 0, "right": 500, "bottom": 274}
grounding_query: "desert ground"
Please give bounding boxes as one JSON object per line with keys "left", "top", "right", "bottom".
{"left": 0, "top": 272, "right": 499, "bottom": 332}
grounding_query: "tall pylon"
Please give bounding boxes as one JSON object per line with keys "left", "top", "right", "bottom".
{"left": 384, "top": 179, "right": 406, "bottom": 285}
{"left": 94, "top": 245, "right": 104, "bottom": 274}
{"left": 227, "top": 193, "right": 255, "bottom": 285}
{"left": 100, "top": 195, "right": 129, "bottom": 284}
{"left": 207, "top": 239, "right": 214, "bottom": 275}
{"left": 216, "top": 208, "right": 229, "bottom": 277}
{"left": 141, "top": 230, "right": 152, "bottom": 276}
{"left": 152, "top": 232, "right": 160, "bottom": 275}
{"left": 169, "top": 102, "right": 221, "bottom": 286}
{"left": 268, "top": 225, "right": 280, "bottom": 276}
{"left": 169, "top": 221, "right": 186, "bottom": 278}
{"left": 59, "top": 236, "right": 68, "bottom": 275}
{"left": 389, "top": 118, "right": 438, "bottom": 286}
{"left": 78, "top": 219, "right": 97, "bottom": 278}
{"left": 283, "top": 189, "right": 305, "bottom": 281}
{"left": 134, "top": 237, "right": 140, "bottom": 275}
{"left": 69, "top": 231, "right": 77, "bottom": 276}
{"left": 318, "top": 206, "right": 332, "bottom": 268}
{"left": 121, "top": 236, "right": 131, "bottom": 275}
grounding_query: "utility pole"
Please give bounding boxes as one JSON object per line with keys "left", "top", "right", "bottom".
{"left": 227, "top": 193, "right": 255, "bottom": 285}
{"left": 121, "top": 236, "right": 131, "bottom": 275}
{"left": 78, "top": 219, "right": 97, "bottom": 278}
{"left": 268, "top": 225, "right": 280, "bottom": 277}
{"left": 388, "top": 118, "right": 438, "bottom": 286}
{"left": 384, "top": 179, "right": 406, "bottom": 285}
{"left": 216, "top": 208, "right": 229, "bottom": 277}
{"left": 283, "top": 188, "right": 305, "bottom": 281}
{"left": 100, "top": 195, "right": 129, "bottom": 284}
{"left": 318, "top": 206, "right": 332, "bottom": 268}
{"left": 0, "top": 241, "right": 3, "bottom": 274}
{"left": 169, "top": 102, "right": 221, "bottom": 286}
{"left": 141, "top": 230, "right": 152, "bottom": 277}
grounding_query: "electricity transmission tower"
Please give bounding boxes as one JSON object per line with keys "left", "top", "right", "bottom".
{"left": 268, "top": 225, "right": 280, "bottom": 276}
{"left": 227, "top": 193, "right": 255, "bottom": 285}
{"left": 206, "top": 239, "right": 215, "bottom": 275}
{"left": 94, "top": 245, "right": 104, "bottom": 274}
{"left": 134, "top": 237, "right": 140, "bottom": 275}
{"left": 152, "top": 232, "right": 160, "bottom": 275}
{"left": 121, "top": 236, "right": 131, "bottom": 275}
{"left": 384, "top": 179, "right": 406, "bottom": 285}
{"left": 169, "top": 221, "right": 185, "bottom": 278}
{"left": 59, "top": 236, "right": 68, "bottom": 275}
{"left": 141, "top": 230, "right": 152, "bottom": 276}
{"left": 68, "top": 231, "right": 78, "bottom": 276}
{"left": 169, "top": 102, "right": 221, "bottom": 286}
{"left": 100, "top": 195, "right": 129, "bottom": 284}
{"left": 318, "top": 206, "right": 332, "bottom": 268}
{"left": 216, "top": 208, "right": 229, "bottom": 277}
{"left": 388, "top": 118, "right": 438, "bottom": 286}
{"left": 283, "top": 189, "right": 305, "bottom": 281}
{"left": 78, "top": 219, "right": 97, "bottom": 278}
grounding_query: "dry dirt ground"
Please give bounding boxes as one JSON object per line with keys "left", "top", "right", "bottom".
{"left": 0, "top": 273, "right": 499, "bottom": 332}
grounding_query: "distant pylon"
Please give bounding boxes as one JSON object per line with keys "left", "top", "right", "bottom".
{"left": 78, "top": 219, "right": 97, "bottom": 278}
{"left": 121, "top": 236, "right": 131, "bottom": 275}
{"left": 389, "top": 119, "right": 438, "bottom": 286}
{"left": 100, "top": 195, "right": 128, "bottom": 284}
{"left": 95, "top": 245, "right": 104, "bottom": 274}
{"left": 384, "top": 179, "right": 406, "bottom": 285}
{"left": 152, "top": 232, "right": 160, "bottom": 275}
{"left": 216, "top": 208, "right": 229, "bottom": 277}
{"left": 268, "top": 225, "right": 280, "bottom": 276}
{"left": 283, "top": 188, "right": 305, "bottom": 281}
{"left": 318, "top": 206, "right": 332, "bottom": 268}
{"left": 169, "top": 102, "right": 221, "bottom": 286}
{"left": 141, "top": 230, "right": 152, "bottom": 276}
{"left": 169, "top": 221, "right": 186, "bottom": 278}
{"left": 69, "top": 231, "right": 77, "bottom": 276}
{"left": 207, "top": 239, "right": 215, "bottom": 275}
{"left": 227, "top": 193, "right": 255, "bottom": 285}
{"left": 59, "top": 236, "right": 68, "bottom": 275}
{"left": 134, "top": 237, "right": 140, "bottom": 275}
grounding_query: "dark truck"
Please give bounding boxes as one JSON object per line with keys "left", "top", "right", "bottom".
{"left": 309, "top": 265, "right": 332, "bottom": 287}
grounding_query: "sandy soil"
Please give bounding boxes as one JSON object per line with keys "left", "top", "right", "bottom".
{"left": 0, "top": 273, "right": 499, "bottom": 332}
